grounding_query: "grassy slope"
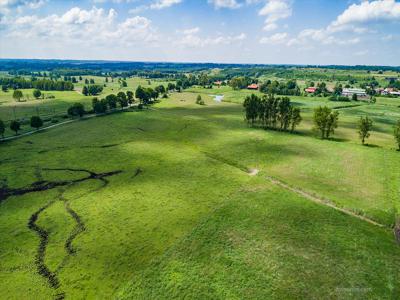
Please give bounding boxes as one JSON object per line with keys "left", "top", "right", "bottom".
{"left": 0, "top": 91, "right": 399, "bottom": 299}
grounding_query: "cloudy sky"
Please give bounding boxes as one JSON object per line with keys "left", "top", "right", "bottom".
{"left": 0, "top": 0, "right": 399, "bottom": 65}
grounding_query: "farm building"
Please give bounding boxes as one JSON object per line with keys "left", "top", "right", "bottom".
{"left": 247, "top": 83, "right": 259, "bottom": 90}
{"left": 377, "top": 88, "right": 400, "bottom": 96}
{"left": 342, "top": 88, "right": 367, "bottom": 98}
{"left": 305, "top": 87, "right": 317, "bottom": 93}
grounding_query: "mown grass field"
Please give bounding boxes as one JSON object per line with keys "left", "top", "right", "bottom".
{"left": 1, "top": 88, "right": 399, "bottom": 299}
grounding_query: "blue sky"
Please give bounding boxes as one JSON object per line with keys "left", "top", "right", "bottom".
{"left": 0, "top": 0, "right": 399, "bottom": 65}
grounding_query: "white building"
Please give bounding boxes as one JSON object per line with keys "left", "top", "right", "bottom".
{"left": 342, "top": 88, "right": 367, "bottom": 98}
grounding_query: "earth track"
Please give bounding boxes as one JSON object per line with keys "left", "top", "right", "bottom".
{"left": 265, "top": 175, "right": 386, "bottom": 228}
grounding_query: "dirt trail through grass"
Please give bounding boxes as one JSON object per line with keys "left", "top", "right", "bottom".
{"left": 265, "top": 175, "right": 386, "bottom": 228}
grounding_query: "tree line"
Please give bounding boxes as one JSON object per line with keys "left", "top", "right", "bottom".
{"left": 0, "top": 77, "right": 74, "bottom": 91}
{"left": 242, "top": 94, "right": 400, "bottom": 151}
{"left": 243, "top": 94, "right": 302, "bottom": 132}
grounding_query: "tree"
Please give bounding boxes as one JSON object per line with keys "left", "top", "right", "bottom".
{"left": 313, "top": 106, "right": 339, "bottom": 139}
{"left": 13, "top": 90, "right": 23, "bottom": 102}
{"left": 82, "top": 86, "right": 89, "bottom": 96}
{"left": 352, "top": 93, "right": 358, "bottom": 101}
{"left": 105, "top": 94, "right": 118, "bottom": 109}
{"left": 0, "top": 119, "right": 5, "bottom": 138}
{"left": 33, "top": 89, "right": 42, "bottom": 99}
{"left": 243, "top": 94, "right": 260, "bottom": 126}
{"left": 290, "top": 108, "right": 302, "bottom": 133}
{"left": 196, "top": 95, "right": 205, "bottom": 105}
{"left": 358, "top": 116, "right": 373, "bottom": 145}
{"left": 85, "top": 79, "right": 89, "bottom": 84}
{"left": 167, "top": 83, "right": 176, "bottom": 92}
{"left": 67, "top": 103, "right": 85, "bottom": 118}
{"left": 155, "top": 85, "right": 166, "bottom": 94}
{"left": 394, "top": 120, "right": 400, "bottom": 151}
{"left": 126, "top": 91, "right": 134, "bottom": 104}
{"left": 87, "top": 85, "right": 103, "bottom": 96}
{"left": 117, "top": 92, "right": 128, "bottom": 109}
{"left": 1, "top": 85, "right": 8, "bottom": 92}
{"left": 92, "top": 98, "right": 107, "bottom": 114}
{"left": 30, "top": 116, "right": 43, "bottom": 130}
{"left": 135, "top": 86, "right": 149, "bottom": 105}
{"left": 10, "top": 120, "right": 21, "bottom": 135}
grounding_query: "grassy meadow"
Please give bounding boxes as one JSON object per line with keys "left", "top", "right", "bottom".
{"left": 1, "top": 86, "right": 400, "bottom": 299}
{"left": 0, "top": 77, "right": 170, "bottom": 137}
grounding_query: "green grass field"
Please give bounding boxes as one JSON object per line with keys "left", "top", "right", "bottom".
{"left": 1, "top": 87, "right": 400, "bottom": 299}
{"left": 0, "top": 77, "right": 170, "bottom": 137}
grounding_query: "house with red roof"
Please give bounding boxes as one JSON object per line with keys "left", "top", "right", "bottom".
{"left": 247, "top": 83, "right": 259, "bottom": 90}
{"left": 305, "top": 87, "right": 317, "bottom": 93}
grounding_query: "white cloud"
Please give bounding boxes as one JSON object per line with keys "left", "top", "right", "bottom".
{"left": 0, "top": 0, "right": 46, "bottom": 14}
{"left": 259, "top": 32, "right": 288, "bottom": 44}
{"left": 331, "top": 0, "right": 400, "bottom": 29}
{"left": 288, "top": 28, "right": 361, "bottom": 46}
{"left": 208, "top": 0, "right": 242, "bottom": 9}
{"left": 150, "top": 0, "right": 182, "bottom": 9}
{"left": 259, "top": 0, "right": 292, "bottom": 31}
{"left": 263, "top": 23, "right": 278, "bottom": 31}
{"left": 179, "top": 29, "right": 246, "bottom": 47}
{"left": 181, "top": 27, "right": 200, "bottom": 35}
{"left": 6, "top": 7, "right": 157, "bottom": 46}
{"left": 128, "top": 0, "right": 182, "bottom": 14}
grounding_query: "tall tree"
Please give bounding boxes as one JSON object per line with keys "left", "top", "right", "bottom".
{"left": 105, "top": 94, "right": 118, "bottom": 109}
{"left": 126, "top": 91, "right": 134, "bottom": 104}
{"left": 290, "top": 108, "right": 302, "bottom": 133}
{"left": 30, "top": 116, "right": 43, "bottom": 131}
{"left": 33, "top": 89, "right": 42, "bottom": 99}
{"left": 358, "top": 116, "right": 373, "bottom": 145}
{"left": 10, "top": 120, "right": 21, "bottom": 135}
{"left": 13, "top": 90, "right": 23, "bottom": 102}
{"left": 117, "top": 92, "right": 128, "bottom": 109}
{"left": 67, "top": 103, "right": 85, "bottom": 118}
{"left": 313, "top": 106, "right": 339, "bottom": 139}
{"left": 82, "top": 86, "right": 89, "bottom": 96}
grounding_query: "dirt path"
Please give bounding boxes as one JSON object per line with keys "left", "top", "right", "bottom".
{"left": 265, "top": 175, "right": 386, "bottom": 228}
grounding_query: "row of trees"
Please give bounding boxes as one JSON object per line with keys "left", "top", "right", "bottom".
{"left": 259, "top": 80, "right": 301, "bottom": 96}
{"left": 0, "top": 116, "right": 44, "bottom": 137}
{"left": 242, "top": 94, "right": 400, "bottom": 150}
{"left": 92, "top": 92, "right": 132, "bottom": 114}
{"left": 82, "top": 85, "right": 103, "bottom": 96}
{"left": 0, "top": 77, "right": 74, "bottom": 91}
{"left": 243, "top": 94, "right": 302, "bottom": 132}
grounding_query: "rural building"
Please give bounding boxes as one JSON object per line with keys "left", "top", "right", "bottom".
{"left": 247, "top": 83, "right": 259, "bottom": 90}
{"left": 214, "top": 80, "right": 222, "bottom": 86}
{"left": 342, "top": 88, "right": 367, "bottom": 98}
{"left": 305, "top": 87, "right": 317, "bottom": 93}
{"left": 378, "top": 88, "right": 400, "bottom": 96}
